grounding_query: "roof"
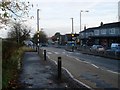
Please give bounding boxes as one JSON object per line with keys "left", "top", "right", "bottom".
{"left": 100, "top": 22, "right": 120, "bottom": 28}
{"left": 80, "top": 22, "right": 120, "bottom": 33}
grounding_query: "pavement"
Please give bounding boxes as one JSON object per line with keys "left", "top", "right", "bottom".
{"left": 19, "top": 51, "right": 89, "bottom": 89}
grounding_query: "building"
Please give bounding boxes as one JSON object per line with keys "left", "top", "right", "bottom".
{"left": 79, "top": 22, "right": 120, "bottom": 48}
{"left": 65, "top": 33, "right": 79, "bottom": 46}
{"left": 59, "top": 35, "right": 66, "bottom": 45}
{"left": 118, "top": 1, "right": 120, "bottom": 22}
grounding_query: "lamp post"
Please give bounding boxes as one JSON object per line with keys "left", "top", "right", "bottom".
{"left": 70, "top": 18, "right": 74, "bottom": 51}
{"left": 79, "top": 10, "right": 89, "bottom": 46}
{"left": 70, "top": 18, "right": 74, "bottom": 34}
{"left": 80, "top": 10, "right": 89, "bottom": 32}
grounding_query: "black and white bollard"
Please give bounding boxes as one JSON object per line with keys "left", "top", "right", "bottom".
{"left": 58, "top": 57, "right": 62, "bottom": 80}
{"left": 44, "top": 50, "right": 46, "bottom": 61}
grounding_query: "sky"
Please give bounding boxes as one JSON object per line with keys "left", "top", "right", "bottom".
{"left": 0, "top": 0, "right": 119, "bottom": 38}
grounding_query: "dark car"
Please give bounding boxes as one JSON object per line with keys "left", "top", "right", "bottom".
{"left": 40, "top": 43, "right": 48, "bottom": 47}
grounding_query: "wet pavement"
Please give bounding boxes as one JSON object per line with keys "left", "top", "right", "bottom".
{"left": 19, "top": 52, "right": 69, "bottom": 89}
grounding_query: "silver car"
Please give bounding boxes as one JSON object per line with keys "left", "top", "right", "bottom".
{"left": 90, "top": 45, "right": 105, "bottom": 52}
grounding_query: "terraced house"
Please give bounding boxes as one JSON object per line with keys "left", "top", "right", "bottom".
{"left": 79, "top": 22, "right": 120, "bottom": 49}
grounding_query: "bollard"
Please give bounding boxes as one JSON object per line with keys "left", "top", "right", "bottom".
{"left": 36, "top": 46, "right": 37, "bottom": 52}
{"left": 44, "top": 50, "right": 46, "bottom": 60}
{"left": 38, "top": 46, "right": 39, "bottom": 54}
{"left": 58, "top": 57, "right": 62, "bottom": 80}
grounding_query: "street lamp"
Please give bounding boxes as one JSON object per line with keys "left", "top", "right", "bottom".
{"left": 80, "top": 10, "right": 89, "bottom": 32}
{"left": 70, "top": 18, "right": 74, "bottom": 34}
{"left": 70, "top": 18, "right": 75, "bottom": 51}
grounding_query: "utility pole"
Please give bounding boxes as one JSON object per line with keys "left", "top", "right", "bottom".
{"left": 37, "top": 9, "right": 40, "bottom": 53}
{"left": 71, "top": 18, "right": 74, "bottom": 34}
{"left": 80, "top": 10, "right": 82, "bottom": 32}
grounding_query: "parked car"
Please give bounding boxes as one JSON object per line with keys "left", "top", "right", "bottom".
{"left": 90, "top": 45, "right": 105, "bottom": 52}
{"left": 106, "top": 43, "right": 120, "bottom": 56}
{"left": 40, "top": 43, "right": 48, "bottom": 47}
{"left": 111, "top": 43, "right": 120, "bottom": 50}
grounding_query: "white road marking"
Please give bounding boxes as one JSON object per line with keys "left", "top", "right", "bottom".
{"left": 75, "top": 58, "right": 100, "bottom": 69}
{"left": 47, "top": 52, "right": 52, "bottom": 54}
{"left": 47, "top": 54, "right": 93, "bottom": 89}
{"left": 75, "top": 58, "right": 119, "bottom": 74}
{"left": 54, "top": 52, "right": 59, "bottom": 54}
{"left": 62, "top": 52, "right": 65, "bottom": 54}
{"left": 91, "top": 64, "right": 99, "bottom": 68}
{"left": 83, "top": 61, "right": 91, "bottom": 64}
{"left": 62, "top": 67, "right": 74, "bottom": 78}
{"left": 46, "top": 55, "right": 57, "bottom": 65}
{"left": 75, "top": 58, "right": 90, "bottom": 64}
{"left": 47, "top": 48, "right": 119, "bottom": 75}
{"left": 62, "top": 67, "right": 93, "bottom": 89}
{"left": 46, "top": 50, "right": 118, "bottom": 89}
{"left": 106, "top": 70, "right": 119, "bottom": 74}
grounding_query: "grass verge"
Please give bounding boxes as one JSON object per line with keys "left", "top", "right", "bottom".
{"left": 2, "top": 46, "right": 35, "bottom": 90}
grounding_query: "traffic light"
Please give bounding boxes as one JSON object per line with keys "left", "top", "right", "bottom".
{"left": 72, "top": 34, "right": 74, "bottom": 37}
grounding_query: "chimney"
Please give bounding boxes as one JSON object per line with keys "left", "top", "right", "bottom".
{"left": 84, "top": 25, "right": 86, "bottom": 30}
{"left": 100, "top": 22, "right": 103, "bottom": 26}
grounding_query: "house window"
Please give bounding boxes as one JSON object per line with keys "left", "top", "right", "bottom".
{"left": 109, "top": 28, "right": 115, "bottom": 34}
{"left": 90, "top": 32, "right": 93, "bottom": 36}
{"left": 81, "top": 33, "right": 84, "bottom": 36}
{"left": 94, "top": 30, "right": 99, "bottom": 35}
{"left": 85, "top": 33, "right": 88, "bottom": 38}
{"left": 101, "top": 29, "right": 106, "bottom": 34}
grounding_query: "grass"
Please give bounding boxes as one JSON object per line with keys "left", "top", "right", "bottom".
{"left": 2, "top": 46, "right": 35, "bottom": 89}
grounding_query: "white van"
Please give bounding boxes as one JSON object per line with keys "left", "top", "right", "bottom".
{"left": 111, "top": 43, "right": 120, "bottom": 49}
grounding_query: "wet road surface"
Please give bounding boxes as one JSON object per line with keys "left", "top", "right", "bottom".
{"left": 42, "top": 47, "right": 119, "bottom": 88}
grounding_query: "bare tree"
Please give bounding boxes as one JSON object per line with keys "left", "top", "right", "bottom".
{"left": 0, "top": 0, "right": 33, "bottom": 27}
{"left": 8, "top": 22, "right": 31, "bottom": 44}
{"left": 32, "top": 31, "right": 48, "bottom": 45}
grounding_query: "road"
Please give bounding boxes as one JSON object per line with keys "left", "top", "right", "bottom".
{"left": 41, "top": 46, "right": 120, "bottom": 89}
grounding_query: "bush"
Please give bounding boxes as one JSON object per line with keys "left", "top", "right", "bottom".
{"left": 2, "top": 40, "right": 35, "bottom": 89}
{"left": 2, "top": 40, "right": 18, "bottom": 61}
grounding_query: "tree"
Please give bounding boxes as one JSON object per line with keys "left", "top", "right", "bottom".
{"left": 7, "top": 22, "right": 31, "bottom": 44}
{"left": 33, "top": 31, "right": 48, "bottom": 45}
{"left": 51, "top": 32, "right": 61, "bottom": 42}
{"left": 0, "top": 0, "right": 33, "bottom": 27}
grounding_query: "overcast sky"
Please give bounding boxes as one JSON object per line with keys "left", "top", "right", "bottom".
{"left": 0, "top": 0, "right": 119, "bottom": 38}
